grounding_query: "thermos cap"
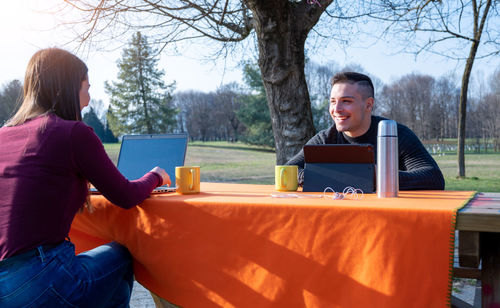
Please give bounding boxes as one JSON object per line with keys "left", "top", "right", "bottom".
{"left": 378, "top": 120, "right": 398, "bottom": 137}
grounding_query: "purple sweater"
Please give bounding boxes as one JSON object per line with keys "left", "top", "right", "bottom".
{"left": 0, "top": 114, "right": 162, "bottom": 260}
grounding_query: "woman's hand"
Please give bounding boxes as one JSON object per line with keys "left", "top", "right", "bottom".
{"left": 150, "top": 167, "right": 171, "bottom": 187}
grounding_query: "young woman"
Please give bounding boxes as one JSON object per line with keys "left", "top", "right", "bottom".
{"left": 0, "top": 48, "right": 170, "bottom": 307}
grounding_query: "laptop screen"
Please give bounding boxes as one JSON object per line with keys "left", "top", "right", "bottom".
{"left": 117, "top": 133, "right": 188, "bottom": 187}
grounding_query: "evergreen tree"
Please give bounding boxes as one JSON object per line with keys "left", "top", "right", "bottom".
{"left": 237, "top": 62, "right": 274, "bottom": 148}
{"left": 102, "top": 121, "right": 118, "bottom": 143}
{"left": 0, "top": 80, "right": 22, "bottom": 125}
{"left": 102, "top": 108, "right": 118, "bottom": 143}
{"left": 83, "top": 106, "right": 106, "bottom": 140}
{"left": 105, "top": 31, "right": 177, "bottom": 136}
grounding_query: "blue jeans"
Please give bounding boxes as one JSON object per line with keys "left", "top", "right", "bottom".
{"left": 0, "top": 241, "right": 134, "bottom": 307}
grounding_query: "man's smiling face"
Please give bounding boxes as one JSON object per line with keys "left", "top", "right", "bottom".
{"left": 329, "top": 82, "right": 374, "bottom": 138}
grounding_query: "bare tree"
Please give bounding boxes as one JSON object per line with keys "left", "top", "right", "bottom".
{"left": 215, "top": 83, "right": 244, "bottom": 142}
{"left": 306, "top": 61, "right": 338, "bottom": 107}
{"left": 490, "top": 67, "right": 500, "bottom": 97}
{"left": 374, "top": 0, "right": 499, "bottom": 177}
{"left": 380, "top": 83, "right": 410, "bottom": 125}
{"left": 484, "top": 68, "right": 500, "bottom": 151}
{"left": 379, "top": 73, "right": 435, "bottom": 139}
{"left": 174, "top": 85, "right": 244, "bottom": 141}
{"left": 54, "top": 0, "right": 384, "bottom": 163}
{"left": 432, "top": 76, "right": 460, "bottom": 141}
{"left": 305, "top": 61, "right": 338, "bottom": 132}
{"left": 175, "top": 91, "right": 216, "bottom": 141}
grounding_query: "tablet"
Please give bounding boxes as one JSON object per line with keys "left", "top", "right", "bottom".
{"left": 302, "top": 144, "right": 375, "bottom": 192}
{"left": 303, "top": 144, "right": 375, "bottom": 164}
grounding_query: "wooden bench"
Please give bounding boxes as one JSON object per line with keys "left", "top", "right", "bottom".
{"left": 453, "top": 193, "right": 500, "bottom": 308}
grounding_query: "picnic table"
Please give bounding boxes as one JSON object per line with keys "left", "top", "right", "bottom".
{"left": 454, "top": 192, "right": 500, "bottom": 307}
{"left": 69, "top": 183, "right": 498, "bottom": 307}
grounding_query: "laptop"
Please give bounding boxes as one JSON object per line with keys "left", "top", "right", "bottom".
{"left": 302, "top": 144, "right": 375, "bottom": 192}
{"left": 91, "top": 133, "right": 188, "bottom": 194}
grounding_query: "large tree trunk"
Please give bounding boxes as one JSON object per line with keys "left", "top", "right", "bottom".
{"left": 246, "top": 0, "right": 329, "bottom": 164}
{"left": 260, "top": 39, "right": 315, "bottom": 164}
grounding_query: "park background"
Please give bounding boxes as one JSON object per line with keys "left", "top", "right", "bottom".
{"left": 0, "top": 0, "right": 499, "bottom": 193}
{"left": 0, "top": 2, "right": 499, "bottom": 305}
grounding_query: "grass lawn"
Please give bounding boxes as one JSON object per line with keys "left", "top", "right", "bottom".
{"left": 104, "top": 141, "right": 500, "bottom": 192}
{"left": 104, "top": 141, "right": 276, "bottom": 185}
{"left": 185, "top": 142, "right": 275, "bottom": 184}
{"left": 434, "top": 153, "right": 500, "bottom": 192}
{"left": 103, "top": 143, "right": 121, "bottom": 163}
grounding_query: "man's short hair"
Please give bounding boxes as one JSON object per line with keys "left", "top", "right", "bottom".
{"left": 331, "top": 72, "right": 374, "bottom": 100}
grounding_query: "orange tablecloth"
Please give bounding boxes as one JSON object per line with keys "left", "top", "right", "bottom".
{"left": 69, "top": 183, "right": 475, "bottom": 308}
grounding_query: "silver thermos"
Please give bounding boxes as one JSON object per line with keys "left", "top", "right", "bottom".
{"left": 377, "top": 120, "right": 398, "bottom": 198}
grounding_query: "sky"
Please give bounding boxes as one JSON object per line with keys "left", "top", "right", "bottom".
{"left": 1, "top": 1, "right": 498, "bottom": 106}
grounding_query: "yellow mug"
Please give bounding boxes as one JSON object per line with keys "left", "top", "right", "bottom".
{"left": 275, "top": 165, "right": 298, "bottom": 191}
{"left": 175, "top": 166, "right": 200, "bottom": 194}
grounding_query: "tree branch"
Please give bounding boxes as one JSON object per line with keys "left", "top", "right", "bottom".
{"left": 61, "top": 0, "right": 254, "bottom": 46}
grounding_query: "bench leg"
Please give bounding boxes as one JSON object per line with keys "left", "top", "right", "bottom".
{"left": 481, "top": 232, "right": 500, "bottom": 308}
{"left": 460, "top": 231, "right": 480, "bottom": 268}
{"left": 474, "top": 280, "right": 481, "bottom": 308}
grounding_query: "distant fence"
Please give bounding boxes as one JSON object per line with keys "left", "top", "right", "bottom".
{"left": 424, "top": 143, "right": 498, "bottom": 156}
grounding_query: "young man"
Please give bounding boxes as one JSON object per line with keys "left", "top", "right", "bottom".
{"left": 286, "top": 72, "right": 445, "bottom": 190}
